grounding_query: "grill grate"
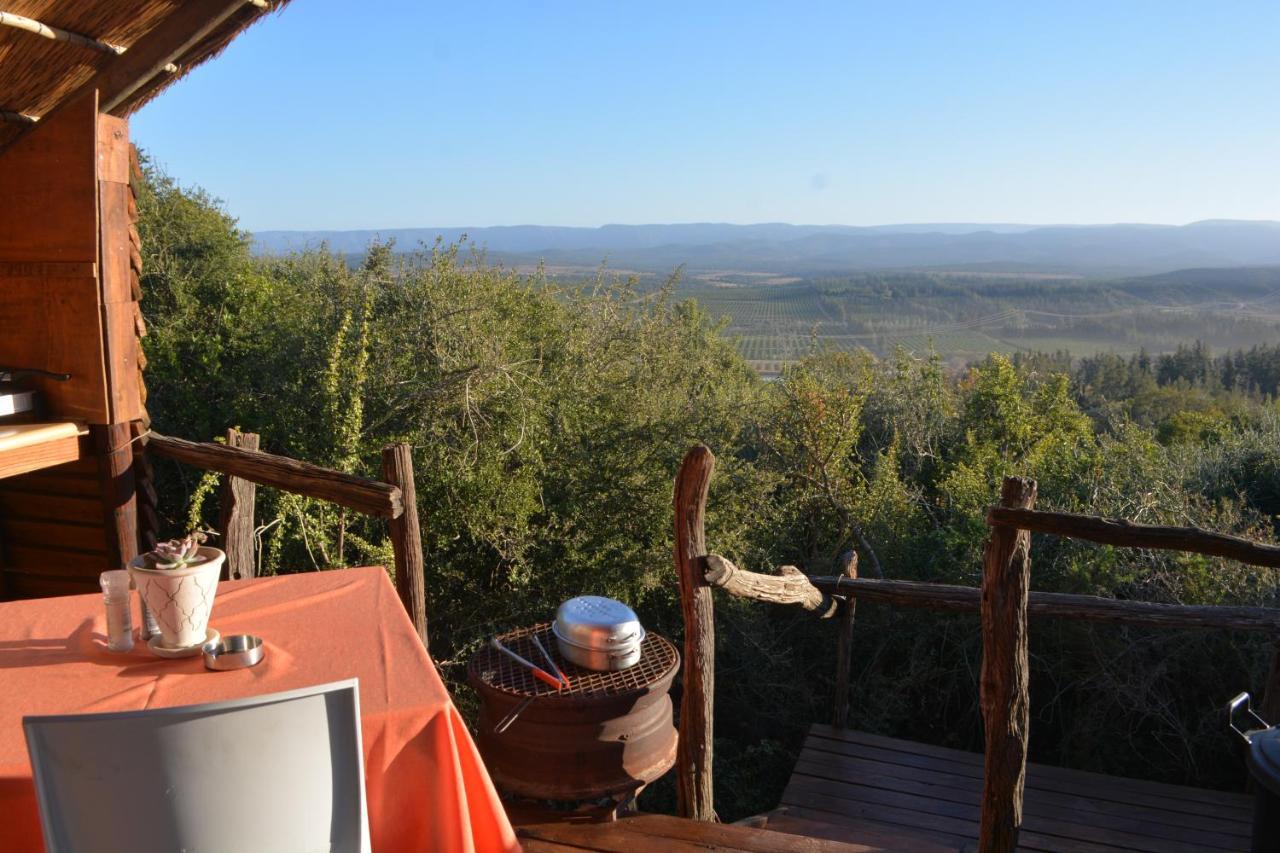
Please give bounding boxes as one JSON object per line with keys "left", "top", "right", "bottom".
{"left": 470, "top": 622, "right": 679, "bottom": 700}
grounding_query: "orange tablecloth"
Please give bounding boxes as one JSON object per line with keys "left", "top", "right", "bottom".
{"left": 0, "top": 566, "right": 519, "bottom": 853}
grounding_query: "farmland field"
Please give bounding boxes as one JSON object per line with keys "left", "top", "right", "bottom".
{"left": 679, "top": 267, "right": 1280, "bottom": 374}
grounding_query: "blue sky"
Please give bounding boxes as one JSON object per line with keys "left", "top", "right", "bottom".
{"left": 132, "top": 1, "right": 1280, "bottom": 231}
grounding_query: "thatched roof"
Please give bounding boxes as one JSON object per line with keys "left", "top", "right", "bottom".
{"left": 0, "top": 0, "right": 290, "bottom": 149}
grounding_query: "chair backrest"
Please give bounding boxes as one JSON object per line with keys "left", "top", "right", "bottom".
{"left": 23, "top": 678, "right": 369, "bottom": 853}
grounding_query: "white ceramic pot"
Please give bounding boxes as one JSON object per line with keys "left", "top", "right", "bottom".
{"left": 127, "top": 547, "right": 225, "bottom": 648}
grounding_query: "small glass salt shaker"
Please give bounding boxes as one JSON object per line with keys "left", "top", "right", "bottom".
{"left": 100, "top": 570, "right": 134, "bottom": 652}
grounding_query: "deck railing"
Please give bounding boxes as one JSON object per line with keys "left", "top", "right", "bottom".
{"left": 142, "top": 429, "right": 428, "bottom": 647}
{"left": 672, "top": 444, "right": 1280, "bottom": 851}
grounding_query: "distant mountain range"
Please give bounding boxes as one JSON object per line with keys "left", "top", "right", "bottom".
{"left": 252, "top": 220, "right": 1280, "bottom": 277}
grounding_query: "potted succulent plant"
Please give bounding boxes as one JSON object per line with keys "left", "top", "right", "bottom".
{"left": 127, "top": 532, "right": 225, "bottom": 649}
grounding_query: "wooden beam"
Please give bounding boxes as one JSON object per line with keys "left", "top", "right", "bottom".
{"left": 0, "top": 110, "right": 37, "bottom": 126}
{"left": 218, "top": 428, "right": 259, "bottom": 580}
{"left": 833, "top": 551, "right": 858, "bottom": 729}
{"left": 988, "top": 506, "right": 1280, "bottom": 569}
{"left": 382, "top": 443, "right": 427, "bottom": 648}
{"left": 147, "top": 432, "right": 402, "bottom": 519}
{"left": 674, "top": 445, "right": 717, "bottom": 822}
{"left": 979, "top": 476, "right": 1037, "bottom": 853}
{"left": 795, "top": 574, "right": 1280, "bottom": 632}
{"left": 66, "top": 0, "right": 250, "bottom": 117}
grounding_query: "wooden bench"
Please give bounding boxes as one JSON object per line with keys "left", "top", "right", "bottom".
{"left": 776, "top": 726, "right": 1254, "bottom": 853}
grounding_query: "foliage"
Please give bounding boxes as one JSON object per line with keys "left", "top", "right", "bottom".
{"left": 141, "top": 531, "right": 209, "bottom": 570}
{"left": 137, "top": 159, "right": 1279, "bottom": 820}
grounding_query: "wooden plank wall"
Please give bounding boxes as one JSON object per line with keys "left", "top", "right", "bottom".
{"left": 0, "top": 447, "right": 109, "bottom": 597}
{"left": 0, "top": 90, "right": 148, "bottom": 598}
{"left": 0, "top": 91, "right": 110, "bottom": 423}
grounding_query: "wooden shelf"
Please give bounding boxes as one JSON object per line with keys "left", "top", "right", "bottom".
{"left": 0, "top": 422, "right": 87, "bottom": 480}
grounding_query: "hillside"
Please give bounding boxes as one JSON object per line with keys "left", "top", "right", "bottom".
{"left": 254, "top": 220, "right": 1280, "bottom": 277}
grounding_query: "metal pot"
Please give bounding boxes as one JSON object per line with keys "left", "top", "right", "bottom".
{"left": 552, "top": 596, "right": 645, "bottom": 671}
{"left": 1227, "top": 692, "right": 1280, "bottom": 853}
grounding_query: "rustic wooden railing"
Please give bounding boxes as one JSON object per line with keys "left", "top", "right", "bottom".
{"left": 144, "top": 430, "right": 429, "bottom": 647}
{"left": 671, "top": 445, "right": 1280, "bottom": 853}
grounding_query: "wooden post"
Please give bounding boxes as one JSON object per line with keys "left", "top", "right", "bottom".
{"left": 218, "top": 428, "right": 259, "bottom": 580}
{"left": 131, "top": 421, "right": 158, "bottom": 553}
{"left": 382, "top": 443, "right": 427, "bottom": 649}
{"left": 93, "top": 422, "right": 138, "bottom": 571}
{"left": 674, "top": 445, "right": 717, "bottom": 821}
{"left": 833, "top": 550, "right": 858, "bottom": 728}
{"left": 979, "top": 476, "right": 1037, "bottom": 853}
{"left": 1261, "top": 638, "right": 1280, "bottom": 723}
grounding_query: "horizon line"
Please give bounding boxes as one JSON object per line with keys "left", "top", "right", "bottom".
{"left": 250, "top": 218, "right": 1280, "bottom": 234}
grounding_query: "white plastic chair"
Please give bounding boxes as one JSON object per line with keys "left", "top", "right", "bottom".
{"left": 23, "top": 678, "right": 370, "bottom": 853}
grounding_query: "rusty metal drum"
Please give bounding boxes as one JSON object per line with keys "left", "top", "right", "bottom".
{"left": 467, "top": 623, "right": 680, "bottom": 800}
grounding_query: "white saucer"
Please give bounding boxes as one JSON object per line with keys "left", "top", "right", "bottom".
{"left": 148, "top": 628, "right": 221, "bottom": 659}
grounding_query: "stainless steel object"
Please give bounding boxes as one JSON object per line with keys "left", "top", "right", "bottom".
{"left": 0, "top": 366, "right": 69, "bottom": 422}
{"left": 1227, "top": 692, "right": 1280, "bottom": 852}
{"left": 203, "top": 634, "right": 265, "bottom": 671}
{"left": 551, "top": 596, "right": 645, "bottom": 671}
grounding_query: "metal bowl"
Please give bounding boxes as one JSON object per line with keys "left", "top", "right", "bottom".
{"left": 552, "top": 596, "right": 645, "bottom": 671}
{"left": 203, "top": 634, "right": 265, "bottom": 671}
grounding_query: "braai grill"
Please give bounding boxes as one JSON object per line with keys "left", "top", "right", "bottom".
{"left": 468, "top": 623, "right": 679, "bottom": 802}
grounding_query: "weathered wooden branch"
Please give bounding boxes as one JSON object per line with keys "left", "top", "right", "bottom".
{"left": 675, "top": 445, "right": 717, "bottom": 822}
{"left": 704, "top": 554, "right": 838, "bottom": 617}
{"left": 980, "top": 476, "right": 1036, "bottom": 853}
{"left": 218, "top": 428, "right": 259, "bottom": 580}
{"left": 988, "top": 506, "right": 1280, "bottom": 569}
{"left": 148, "top": 432, "right": 402, "bottom": 519}
{"left": 833, "top": 551, "right": 858, "bottom": 729}
{"left": 383, "top": 443, "right": 428, "bottom": 649}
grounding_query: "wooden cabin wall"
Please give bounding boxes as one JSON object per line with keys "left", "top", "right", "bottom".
{"left": 0, "top": 90, "right": 148, "bottom": 599}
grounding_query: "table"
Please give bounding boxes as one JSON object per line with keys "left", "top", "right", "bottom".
{"left": 0, "top": 565, "right": 519, "bottom": 853}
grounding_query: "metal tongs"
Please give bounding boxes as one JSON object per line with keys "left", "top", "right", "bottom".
{"left": 0, "top": 366, "right": 71, "bottom": 385}
{"left": 490, "top": 635, "right": 571, "bottom": 734}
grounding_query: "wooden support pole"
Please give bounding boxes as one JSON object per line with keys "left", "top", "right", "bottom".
{"left": 382, "top": 443, "right": 428, "bottom": 649}
{"left": 93, "top": 423, "right": 138, "bottom": 571}
{"left": 131, "top": 421, "right": 158, "bottom": 552}
{"left": 1261, "top": 638, "right": 1280, "bottom": 724}
{"left": 0, "top": 11, "right": 120, "bottom": 53}
{"left": 218, "top": 428, "right": 259, "bottom": 580}
{"left": 833, "top": 550, "right": 858, "bottom": 729}
{"left": 148, "top": 432, "right": 402, "bottom": 518}
{"left": 675, "top": 445, "right": 717, "bottom": 822}
{"left": 979, "top": 476, "right": 1037, "bottom": 853}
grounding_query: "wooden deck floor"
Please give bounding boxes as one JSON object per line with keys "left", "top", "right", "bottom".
{"left": 771, "top": 724, "right": 1256, "bottom": 852}
{"left": 515, "top": 812, "right": 873, "bottom": 851}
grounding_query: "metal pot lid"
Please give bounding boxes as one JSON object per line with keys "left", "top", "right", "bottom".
{"left": 553, "top": 596, "right": 644, "bottom": 651}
